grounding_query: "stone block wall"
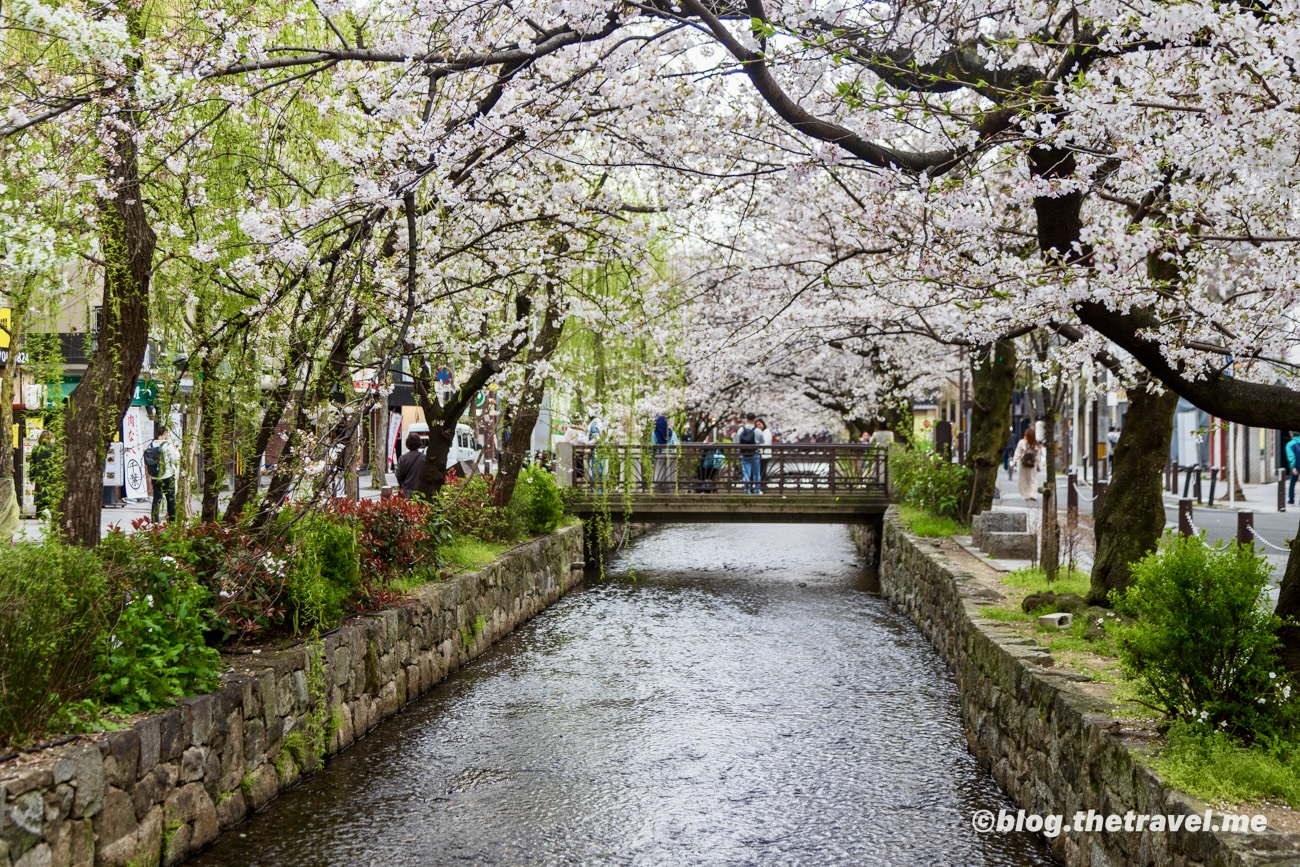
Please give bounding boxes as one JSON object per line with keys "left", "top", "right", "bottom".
{"left": 869, "top": 512, "right": 1299, "bottom": 867}
{"left": 0, "top": 525, "right": 585, "bottom": 867}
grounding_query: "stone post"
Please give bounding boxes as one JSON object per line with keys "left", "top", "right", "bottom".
{"left": 554, "top": 442, "right": 574, "bottom": 488}
{"left": 1238, "top": 511, "right": 1254, "bottom": 548}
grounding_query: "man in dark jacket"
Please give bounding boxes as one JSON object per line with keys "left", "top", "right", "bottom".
{"left": 396, "top": 432, "right": 426, "bottom": 498}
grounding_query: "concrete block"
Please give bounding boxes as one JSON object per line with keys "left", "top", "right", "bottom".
{"left": 1038, "top": 612, "right": 1072, "bottom": 629}
{"left": 984, "top": 531, "right": 1037, "bottom": 560}
{"left": 972, "top": 510, "right": 1028, "bottom": 548}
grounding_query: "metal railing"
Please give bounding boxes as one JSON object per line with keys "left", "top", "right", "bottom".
{"left": 555, "top": 442, "right": 888, "bottom": 496}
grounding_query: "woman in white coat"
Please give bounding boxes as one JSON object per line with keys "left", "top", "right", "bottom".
{"left": 1012, "top": 427, "right": 1042, "bottom": 502}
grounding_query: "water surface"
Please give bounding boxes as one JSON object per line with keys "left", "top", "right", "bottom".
{"left": 190, "top": 524, "right": 1055, "bottom": 866}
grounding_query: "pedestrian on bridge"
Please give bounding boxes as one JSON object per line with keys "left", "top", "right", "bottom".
{"left": 652, "top": 415, "right": 679, "bottom": 493}
{"left": 755, "top": 418, "right": 772, "bottom": 490}
{"left": 735, "top": 414, "right": 763, "bottom": 494}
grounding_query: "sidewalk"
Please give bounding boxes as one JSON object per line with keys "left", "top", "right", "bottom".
{"left": 14, "top": 472, "right": 400, "bottom": 542}
{"left": 1159, "top": 479, "right": 1286, "bottom": 513}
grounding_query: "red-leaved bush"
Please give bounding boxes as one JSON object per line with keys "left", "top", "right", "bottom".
{"left": 324, "top": 496, "right": 447, "bottom": 585}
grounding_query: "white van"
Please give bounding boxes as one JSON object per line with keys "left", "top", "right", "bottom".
{"left": 406, "top": 422, "right": 482, "bottom": 470}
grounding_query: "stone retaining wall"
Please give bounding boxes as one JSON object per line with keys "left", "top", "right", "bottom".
{"left": 0, "top": 525, "right": 586, "bottom": 867}
{"left": 868, "top": 511, "right": 1299, "bottom": 866}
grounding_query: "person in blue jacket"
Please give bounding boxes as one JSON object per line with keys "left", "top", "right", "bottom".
{"left": 1287, "top": 431, "right": 1300, "bottom": 505}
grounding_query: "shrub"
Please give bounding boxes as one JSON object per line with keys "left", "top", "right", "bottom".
{"left": 1111, "top": 533, "right": 1298, "bottom": 742}
{"left": 285, "top": 513, "right": 362, "bottom": 632}
{"left": 96, "top": 529, "right": 223, "bottom": 713}
{"left": 507, "top": 465, "right": 565, "bottom": 535}
{"left": 0, "top": 542, "right": 109, "bottom": 746}
{"left": 889, "top": 445, "right": 970, "bottom": 519}
{"left": 170, "top": 520, "right": 292, "bottom": 644}
{"left": 325, "top": 496, "right": 447, "bottom": 585}
{"left": 436, "top": 473, "right": 510, "bottom": 541}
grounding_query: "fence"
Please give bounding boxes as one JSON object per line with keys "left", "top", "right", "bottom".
{"left": 555, "top": 442, "right": 888, "bottom": 496}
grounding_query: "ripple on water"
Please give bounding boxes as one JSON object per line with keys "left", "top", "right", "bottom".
{"left": 188, "top": 524, "right": 1057, "bottom": 867}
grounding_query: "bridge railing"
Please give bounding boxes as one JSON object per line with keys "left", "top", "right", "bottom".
{"left": 554, "top": 442, "right": 888, "bottom": 496}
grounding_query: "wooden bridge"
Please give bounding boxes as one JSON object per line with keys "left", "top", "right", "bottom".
{"left": 554, "top": 442, "right": 890, "bottom": 524}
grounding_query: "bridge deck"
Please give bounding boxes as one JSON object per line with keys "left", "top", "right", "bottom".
{"left": 566, "top": 493, "right": 890, "bottom": 523}
{"left": 556, "top": 442, "right": 890, "bottom": 524}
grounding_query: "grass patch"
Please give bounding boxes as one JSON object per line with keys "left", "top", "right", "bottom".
{"left": 388, "top": 569, "right": 440, "bottom": 594}
{"left": 442, "top": 536, "right": 509, "bottom": 570}
{"left": 897, "top": 504, "right": 968, "bottom": 538}
{"left": 978, "top": 604, "right": 1034, "bottom": 623}
{"left": 1152, "top": 721, "right": 1300, "bottom": 808}
{"left": 1003, "top": 565, "right": 1090, "bottom": 597}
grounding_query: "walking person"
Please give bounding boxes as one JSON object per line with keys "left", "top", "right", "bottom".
{"left": 1287, "top": 430, "right": 1300, "bottom": 505}
{"left": 395, "top": 432, "right": 425, "bottom": 498}
{"left": 1012, "top": 427, "right": 1042, "bottom": 503}
{"left": 1106, "top": 425, "right": 1121, "bottom": 476}
{"left": 734, "top": 413, "right": 762, "bottom": 494}
{"left": 755, "top": 418, "right": 772, "bottom": 491}
{"left": 145, "top": 423, "right": 180, "bottom": 523}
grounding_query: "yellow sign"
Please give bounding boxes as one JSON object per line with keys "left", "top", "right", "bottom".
{"left": 10, "top": 423, "right": 17, "bottom": 450}
{"left": 0, "top": 308, "right": 9, "bottom": 350}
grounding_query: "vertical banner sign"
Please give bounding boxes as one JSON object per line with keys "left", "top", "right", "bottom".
{"left": 122, "top": 407, "right": 149, "bottom": 500}
{"left": 0, "top": 307, "right": 10, "bottom": 350}
{"left": 389, "top": 411, "right": 402, "bottom": 469}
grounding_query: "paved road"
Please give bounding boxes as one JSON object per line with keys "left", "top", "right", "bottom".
{"left": 995, "top": 470, "right": 1293, "bottom": 604}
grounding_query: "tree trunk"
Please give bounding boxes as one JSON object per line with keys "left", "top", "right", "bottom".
{"left": 369, "top": 407, "right": 388, "bottom": 489}
{"left": 177, "top": 406, "right": 198, "bottom": 520}
{"left": 62, "top": 34, "right": 157, "bottom": 545}
{"left": 413, "top": 359, "right": 501, "bottom": 499}
{"left": 198, "top": 352, "right": 223, "bottom": 522}
{"left": 960, "top": 339, "right": 1017, "bottom": 524}
{"left": 343, "top": 420, "right": 359, "bottom": 501}
{"left": 1277, "top": 525, "right": 1300, "bottom": 672}
{"left": 1088, "top": 383, "right": 1178, "bottom": 604}
{"left": 1040, "top": 382, "right": 1061, "bottom": 581}
{"left": 494, "top": 290, "right": 564, "bottom": 508}
{"left": 223, "top": 341, "right": 306, "bottom": 523}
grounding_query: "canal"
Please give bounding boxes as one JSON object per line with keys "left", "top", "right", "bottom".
{"left": 190, "top": 523, "right": 1055, "bottom": 865}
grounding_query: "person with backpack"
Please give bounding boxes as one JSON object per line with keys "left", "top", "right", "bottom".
{"left": 1011, "top": 426, "right": 1042, "bottom": 503}
{"left": 734, "top": 413, "right": 763, "bottom": 494}
{"left": 1287, "top": 431, "right": 1300, "bottom": 505}
{"left": 145, "top": 423, "right": 180, "bottom": 523}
